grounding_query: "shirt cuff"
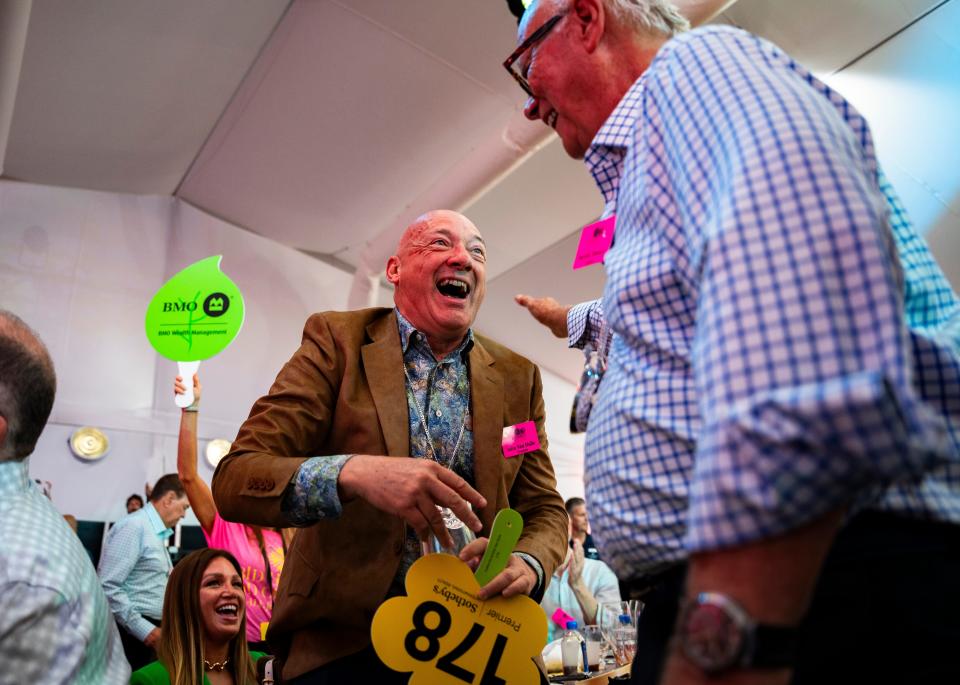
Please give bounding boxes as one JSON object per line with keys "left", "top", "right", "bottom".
{"left": 129, "top": 616, "right": 156, "bottom": 643}
{"left": 513, "top": 552, "right": 544, "bottom": 596}
{"left": 280, "top": 454, "right": 354, "bottom": 526}
{"left": 568, "top": 300, "right": 603, "bottom": 350}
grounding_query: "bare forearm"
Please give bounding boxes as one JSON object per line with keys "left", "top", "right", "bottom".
{"left": 176, "top": 410, "right": 200, "bottom": 482}
{"left": 662, "top": 508, "right": 846, "bottom": 684}
{"left": 177, "top": 408, "right": 216, "bottom": 531}
{"left": 569, "top": 580, "right": 599, "bottom": 625}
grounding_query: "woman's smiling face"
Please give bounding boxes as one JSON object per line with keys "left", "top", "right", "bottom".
{"left": 199, "top": 556, "right": 246, "bottom": 644}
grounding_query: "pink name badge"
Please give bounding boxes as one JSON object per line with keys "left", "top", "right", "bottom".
{"left": 501, "top": 420, "right": 541, "bottom": 458}
{"left": 551, "top": 607, "right": 576, "bottom": 630}
{"left": 572, "top": 214, "right": 616, "bottom": 269}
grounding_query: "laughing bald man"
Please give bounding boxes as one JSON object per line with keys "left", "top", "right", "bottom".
{"left": 213, "top": 210, "right": 568, "bottom": 683}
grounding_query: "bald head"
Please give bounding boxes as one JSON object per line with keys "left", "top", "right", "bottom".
{"left": 0, "top": 311, "right": 56, "bottom": 461}
{"left": 386, "top": 210, "right": 487, "bottom": 358}
{"left": 396, "top": 209, "right": 480, "bottom": 253}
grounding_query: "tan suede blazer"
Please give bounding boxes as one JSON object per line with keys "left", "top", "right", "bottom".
{"left": 212, "top": 308, "right": 568, "bottom": 679}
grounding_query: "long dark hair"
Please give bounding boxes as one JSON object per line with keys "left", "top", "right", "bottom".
{"left": 157, "top": 549, "right": 258, "bottom": 685}
{"left": 248, "top": 525, "right": 287, "bottom": 603}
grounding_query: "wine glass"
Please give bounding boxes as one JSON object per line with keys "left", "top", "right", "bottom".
{"left": 600, "top": 600, "right": 642, "bottom": 666}
{"left": 420, "top": 506, "right": 477, "bottom": 556}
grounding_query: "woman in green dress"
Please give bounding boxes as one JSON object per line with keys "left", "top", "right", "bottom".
{"left": 131, "top": 549, "right": 265, "bottom": 685}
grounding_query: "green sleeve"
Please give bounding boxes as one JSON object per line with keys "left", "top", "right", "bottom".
{"left": 129, "top": 660, "right": 171, "bottom": 685}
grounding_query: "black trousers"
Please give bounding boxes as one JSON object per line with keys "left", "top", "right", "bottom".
{"left": 625, "top": 512, "right": 960, "bottom": 685}
{"left": 117, "top": 616, "right": 161, "bottom": 672}
{"left": 285, "top": 646, "right": 409, "bottom": 685}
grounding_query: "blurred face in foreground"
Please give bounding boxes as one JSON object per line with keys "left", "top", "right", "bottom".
{"left": 387, "top": 210, "right": 487, "bottom": 357}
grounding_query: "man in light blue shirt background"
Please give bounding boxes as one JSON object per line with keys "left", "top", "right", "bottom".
{"left": 98, "top": 472, "right": 189, "bottom": 670}
{"left": 0, "top": 310, "right": 129, "bottom": 683}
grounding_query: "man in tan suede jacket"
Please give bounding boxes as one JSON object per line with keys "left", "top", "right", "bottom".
{"left": 212, "top": 209, "right": 568, "bottom": 683}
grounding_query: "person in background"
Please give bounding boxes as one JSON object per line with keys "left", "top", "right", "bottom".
{"left": 540, "top": 534, "right": 620, "bottom": 643}
{"left": 100, "top": 473, "right": 190, "bottom": 671}
{"left": 509, "top": 1, "right": 960, "bottom": 683}
{"left": 175, "top": 373, "right": 288, "bottom": 650}
{"left": 0, "top": 309, "right": 129, "bottom": 683}
{"left": 127, "top": 494, "right": 145, "bottom": 514}
{"left": 565, "top": 496, "right": 600, "bottom": 560}
{"left": 131, "top": 548, "right": 265, "bottom": 685}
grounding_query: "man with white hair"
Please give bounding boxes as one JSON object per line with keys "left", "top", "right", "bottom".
{"left": 0, "top": 310, "right": 129, "bottom": 683}
{"left": 508, "top": 2, "right": 960, "bottom": 684}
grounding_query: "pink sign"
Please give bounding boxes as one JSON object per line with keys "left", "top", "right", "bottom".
{"left": 501, "top": 420, "right": 541, "bottom": 458}
{"left": 551, "top": 607, "right": 577, "bottom": 630}
{"left": 572, "top": 215, "right": 616, "bottom": 269}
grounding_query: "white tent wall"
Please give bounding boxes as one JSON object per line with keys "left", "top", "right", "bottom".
{"left": 539, "top": 367, "right": 587, "bottom": 505}
{"left": 0, "top": 179, "right": 369, "bottom": 521}
{"left": 823, "top": 0, "right": 960, "bottom": 288}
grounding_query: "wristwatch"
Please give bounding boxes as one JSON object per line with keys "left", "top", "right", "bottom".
{"left": 677, "top": 592, "right": 798, "bottom": 674}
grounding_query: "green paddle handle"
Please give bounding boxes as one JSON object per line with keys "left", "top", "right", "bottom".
{"left": 474, "top": 508, "right": 523, "bottom": 587}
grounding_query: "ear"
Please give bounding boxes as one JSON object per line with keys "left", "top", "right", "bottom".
{"left": 0, "top": 415, "right": 8, "bottom": 453}
{"left": 385, "top": 255, "right": 401, "bottom": 286}
{"left": 571, "top": 0, "right": 605, "bottom": 53}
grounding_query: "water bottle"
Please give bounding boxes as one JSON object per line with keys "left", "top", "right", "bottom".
{"left": 560, "top": 620, "right": 586, "bottom": 676}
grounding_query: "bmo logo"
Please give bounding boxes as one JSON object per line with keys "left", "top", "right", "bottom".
{"left": 203, "top": 292, "right": 230, "bottom": 317}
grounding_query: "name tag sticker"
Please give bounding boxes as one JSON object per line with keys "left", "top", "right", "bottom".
{"left": 501, "top": 421, "right": 540, "bottom": 458}
{"left": 551, "top": 607, "right": 576, "bottom": 630}
{"left": 572, "top": 215, "right": 616, "bottom": 269}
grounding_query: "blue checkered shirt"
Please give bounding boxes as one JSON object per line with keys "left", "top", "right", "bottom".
{"left": 98, "top": 501, "right": 173, "bottom": 641}
{"left": 0, "top": 459, "right": 129, "bottom": 683}
{"left": 575, "top": 26, "right": 960, "bottom": 579}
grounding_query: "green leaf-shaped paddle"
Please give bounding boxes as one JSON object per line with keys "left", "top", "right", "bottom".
{"left": 475, "top": 508, "right": 524, "bottom": 587}
{"left": 144, "top": 255, "right": 245, "bottom": 407}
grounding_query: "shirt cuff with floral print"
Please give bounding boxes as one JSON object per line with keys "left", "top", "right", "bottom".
{"left": 280, "top": 454, "right": 354, "bottom": 526}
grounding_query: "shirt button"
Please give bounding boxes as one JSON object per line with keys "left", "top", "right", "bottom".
{"left": 435, "top": 409, "right": 442, "bottom": 418}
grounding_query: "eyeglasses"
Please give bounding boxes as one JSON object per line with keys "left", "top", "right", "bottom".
{"left": 502, "top": 12, "right": 566, "bottom": 97}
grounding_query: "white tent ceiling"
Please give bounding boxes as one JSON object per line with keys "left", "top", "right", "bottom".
{"left": 1, "top": 0, "right": 956, "bottom": 384}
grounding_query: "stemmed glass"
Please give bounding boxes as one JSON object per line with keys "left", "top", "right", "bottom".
{"left": 420, "top": 507, "right": 477, "bottom": 556}
{"left": 599, "top": 600, "right": 642, "bottom": 667}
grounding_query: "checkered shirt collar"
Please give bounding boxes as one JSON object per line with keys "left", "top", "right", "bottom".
{"left": 584, "top": 75, "right": 645, "bottom": 210}
{"left": 0, "top": 458, "right": 31, "bottom": 497}
{"left": 143, "top": 502, "right": 174, "bottom": 539}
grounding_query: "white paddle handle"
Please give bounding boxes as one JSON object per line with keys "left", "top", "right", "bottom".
{"left": 175, "top": 360, "right": 202, "bottom": 408}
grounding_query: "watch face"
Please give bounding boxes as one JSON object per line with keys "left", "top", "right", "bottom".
{"left": 681, "top": 598, "right": 746, "bottom": 672}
